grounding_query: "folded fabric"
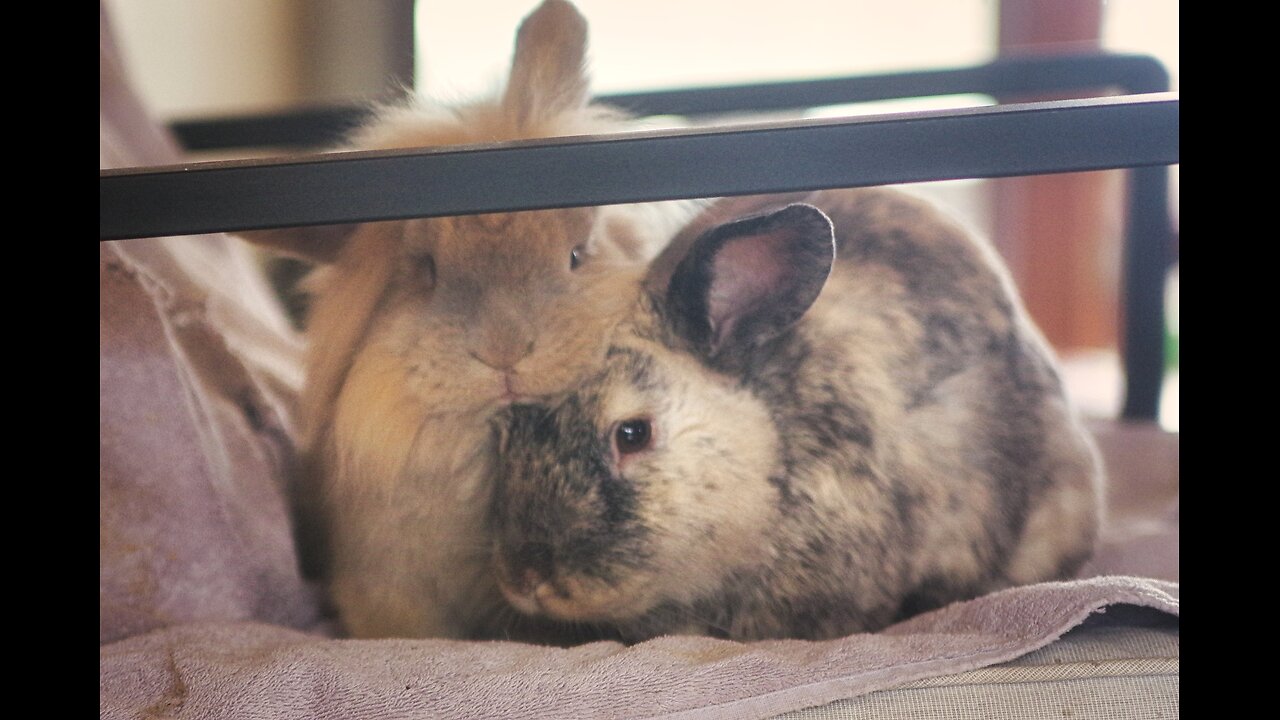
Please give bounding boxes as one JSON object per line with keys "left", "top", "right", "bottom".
{"left": 100, "top": 1, "right": 326, "bottom": 645}
{"left": 100, "top": 575, "right": 1176, "bottom": 720}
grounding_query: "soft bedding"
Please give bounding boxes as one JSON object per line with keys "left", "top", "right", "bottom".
{"left": 100, "top": 577, "right": 1176, "bottom": 720}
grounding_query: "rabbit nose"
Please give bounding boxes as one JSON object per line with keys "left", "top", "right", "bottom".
{"left": 469, "top": 340, "right": 535, "bottom": 372}
{"left": 511, "top": 542, "right": 555, "bottom": 591}
{"left": 497, "top": 543, "right": 557, "bottom": 617}
{"left": 512, "top": 540, "right": 552, "bottom": 573}
{"left": 467, "top": 317, "right": 536, "bottom": 371}
{"left": 518, "top": 568, "right": 545, "bottom": 597}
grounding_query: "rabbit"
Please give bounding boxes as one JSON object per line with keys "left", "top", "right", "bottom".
{"left": 490, "top": 188, "right": 1105, "bottom": 642}
{"left": 238, "top": 0, "right": 695, "bottom": 640}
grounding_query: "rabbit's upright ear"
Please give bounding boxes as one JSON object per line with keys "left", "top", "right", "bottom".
{"left": 236, "top": 223, "right": 360, "bottom": 264}
{"left": 662, "top": 204, "right": 835, "bottom": 366}
{"left": 502, "top": 0, "right": 591, "bottom": 128}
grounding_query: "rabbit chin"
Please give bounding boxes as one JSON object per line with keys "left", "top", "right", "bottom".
{"left": 495, "top": 567, "right": 661, "bottom": 624}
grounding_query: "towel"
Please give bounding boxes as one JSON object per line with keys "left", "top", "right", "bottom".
{"left": 99, "top": 576, "right": 1176, "bottom": 720}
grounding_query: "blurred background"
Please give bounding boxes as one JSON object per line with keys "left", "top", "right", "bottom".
{"left": 102, "top": 0, "right": 1179, "bottom": 430}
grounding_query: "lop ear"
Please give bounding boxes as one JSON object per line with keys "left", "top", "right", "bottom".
{"left": 293, "top": 221, "right": 400, "bottom": 447}
{"left": 502, "top": 0, "right": 591, "bottom": 128}
{"left": 662, "top": 203, "right": 835, "bottom": 367}
{"left": 235, "top": 223, "right": 360, "bottom": 264}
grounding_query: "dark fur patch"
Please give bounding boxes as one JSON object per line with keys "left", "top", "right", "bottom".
{"left": 606, "top": 346, "right": 663, "bottom": 395}
{"left": 971, "top": 400, "right": 1041, "bottom": 579}
{"left": 597, "top": 466, "right": 639, "bottom": 530}
{"left": 737, "top": 333, "right": 877, "bottom": 477}
{"left": 895, "top": 574, "right": 981, "bottom": 622}
{"left": 768, "top": 475, "right": 801, "bottom": 508}
{"left": 1050, "top": 545, "right": 1095, "bottom": 581}
{"left": 496, "top": 400, "right": 650, "bottom": 584}
{"left": 890, "top": 481, "right": 920, "bottom": 532}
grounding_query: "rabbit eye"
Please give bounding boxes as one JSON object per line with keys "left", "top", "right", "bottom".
{"left": 569, "top": 246, "right": 584, "bottom": 271}
{"left": 614, "top": 419, "right": 652, "bottom": 455}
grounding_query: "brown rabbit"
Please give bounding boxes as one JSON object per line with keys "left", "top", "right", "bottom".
{"left": 491, "top": 189, "right": 1104, "bottom": 642}
{"left": 241, "top": 0, "right": 692, "bottom": 639}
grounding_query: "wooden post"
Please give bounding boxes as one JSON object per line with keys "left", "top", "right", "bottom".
{"left": 993, "top": 0, "right": 1120, "bottom": 353}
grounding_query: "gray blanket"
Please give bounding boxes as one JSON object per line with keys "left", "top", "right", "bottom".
{"left": 100, "top": 577, "right": 1176, "bottom": 720}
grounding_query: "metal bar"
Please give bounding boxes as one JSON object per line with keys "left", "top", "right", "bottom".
{"left": 103, "top": 93, "right": 1177, "bottom": 241}
{"left": 168, "top": 53, "right": 1168, "bottom": 151}
{"left": 1121, "top": 164, "right": 1173, "bottom": 421}
{"left": 604, "top": 52, "right": 1169, "bottom": 116}
{"left": 167, "top": 105, "right": 373, "bottom": 152}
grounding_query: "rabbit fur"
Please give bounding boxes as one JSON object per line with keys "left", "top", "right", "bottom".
{"left": 491, "top": 189, "right": 1105, "bottom": 642}
{"left": 240, "top": 0, "right": 694, "bottom": 639}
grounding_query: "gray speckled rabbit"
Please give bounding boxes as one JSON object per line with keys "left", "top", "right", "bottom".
{"left": 491, "top": 189, "right": 1104, "bottom": 642}
{"left": 240, "top": 0, "right": 691, "bottom": 640}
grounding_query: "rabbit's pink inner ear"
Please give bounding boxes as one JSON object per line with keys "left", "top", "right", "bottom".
{"left": 706, "top": 231, "right": 790, "bottom": 350}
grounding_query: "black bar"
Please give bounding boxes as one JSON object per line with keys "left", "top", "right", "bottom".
{"left": 603, "top": 52, "right": 1169, "bottom": 117}
{"left": 103, "top": 94, "right": 1177, "bottom": 240}
{"left": 1121, "top": 165, "right": 1173, "bottom": 421}
{"left": 168, "top": 53, "right": 1168, "bottom": 151}
{"left": 168, "top": 105, "right": 373, "bottom": 152}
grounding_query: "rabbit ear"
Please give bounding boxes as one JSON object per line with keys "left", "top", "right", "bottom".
{"left": 663, "top": 203, "right": 835, "bottom": 366}
{"left": 502, "top": 0, "right": 591, "bottom": 128}
{"left": 236, "top": 223, "right": 360, "bottom": 264}
{"left": 294, "top": 222, "right": 400, "bottom": 447}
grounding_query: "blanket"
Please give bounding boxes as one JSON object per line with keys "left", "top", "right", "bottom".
{"left": 100, "top": 577, "right": 1176, "bottom": 720}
